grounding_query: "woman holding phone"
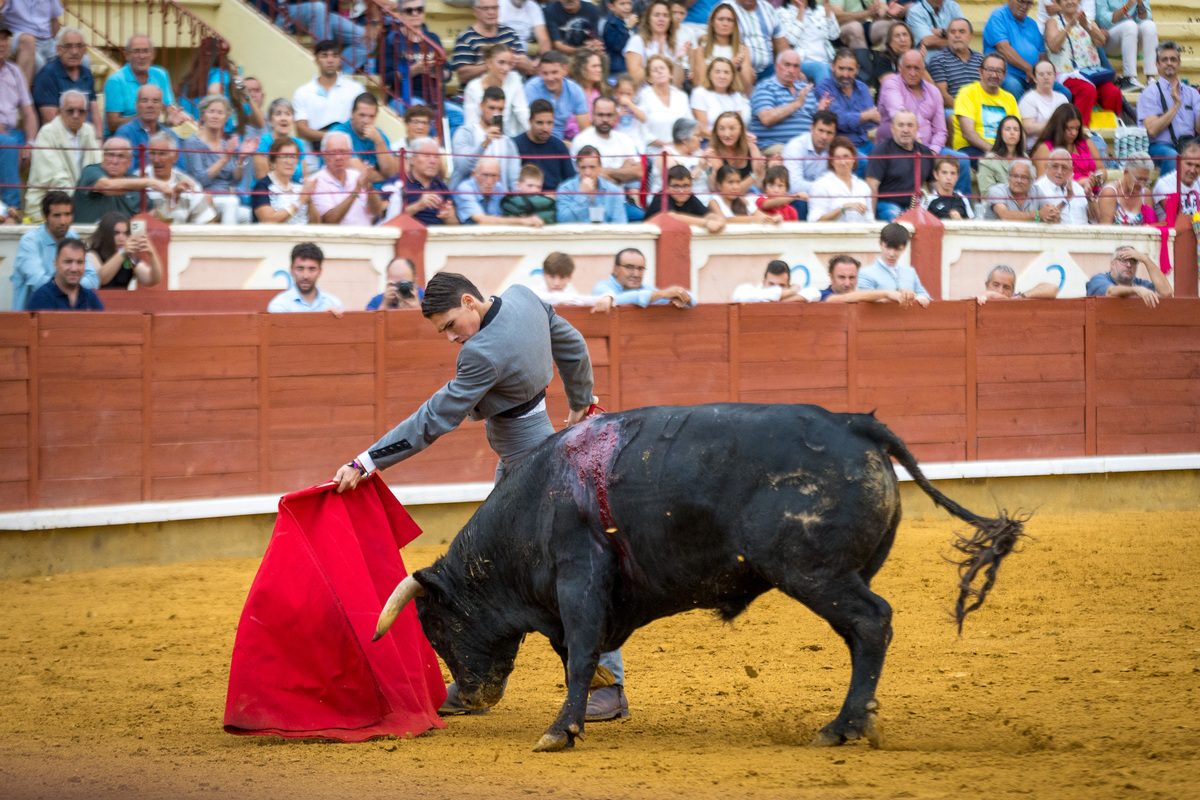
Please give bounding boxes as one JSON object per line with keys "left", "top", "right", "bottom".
{"left": 88, "top": 212, "right": 164, "bottom": 290}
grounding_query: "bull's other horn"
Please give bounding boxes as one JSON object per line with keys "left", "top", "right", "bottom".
{"left": 373, "top": 575, "right": 425, "bottom": 641}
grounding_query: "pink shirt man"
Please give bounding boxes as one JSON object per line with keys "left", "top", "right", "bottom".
{"left": 876, "top": 73, "right": 948, "bottom": 152}
{"left": 312, "top": 166, "right": 374, "bottom": 226}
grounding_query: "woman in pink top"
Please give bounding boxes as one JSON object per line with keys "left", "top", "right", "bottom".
{"left": 1030, "top": 103, "right": 1105, "bottom": 193}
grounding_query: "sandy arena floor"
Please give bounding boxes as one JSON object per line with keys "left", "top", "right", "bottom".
{"left": 1, "top": 510, "right": 1198, "bottom": 800}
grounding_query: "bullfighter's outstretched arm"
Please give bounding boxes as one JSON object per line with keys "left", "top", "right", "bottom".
{"left": 542, "top": 299, "right": 595, "bottom": 413}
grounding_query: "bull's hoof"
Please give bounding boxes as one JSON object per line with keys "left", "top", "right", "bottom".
{"left": 533, "top": 730, "right": 575, "bottom": 752}
{"left": 811, "top": 701, "right": 883, "bottom": 749}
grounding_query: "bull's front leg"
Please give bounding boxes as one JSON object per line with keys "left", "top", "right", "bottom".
{"left": 533, "top": 642, "right": 600, "bottom": 752}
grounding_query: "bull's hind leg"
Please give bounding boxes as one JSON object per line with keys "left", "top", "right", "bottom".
{"left": 780, "top": 572, "right": 893, "bottom": 748}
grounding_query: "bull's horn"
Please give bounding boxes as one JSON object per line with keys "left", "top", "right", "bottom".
{"left": 373, "top": 575, "right": 425, "bottom": 642}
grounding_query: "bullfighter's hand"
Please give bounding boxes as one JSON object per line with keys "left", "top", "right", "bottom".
{"left": 334, "top": 463, "right": 364, "bottom": 493}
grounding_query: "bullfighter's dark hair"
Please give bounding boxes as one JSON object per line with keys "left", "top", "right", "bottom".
{"left": 290, "top": 242, "right": 324, "bottom": 266}
{"left": 422, "top": 272, "right": 484, "bottom": 317}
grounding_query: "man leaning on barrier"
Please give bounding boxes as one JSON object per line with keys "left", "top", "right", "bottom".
{"left": 976, "top": 264, "right": 1059, "bottom": 304}
{"left": 1085, "top": 246, "right": 1173, "bottom": 307}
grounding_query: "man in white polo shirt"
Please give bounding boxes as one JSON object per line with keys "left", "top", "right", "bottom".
{"left": 569, "top": 96, "right": 642, "bottom": 186}
{"left": 292, "top": 39, "right": 364, "bottom": 145}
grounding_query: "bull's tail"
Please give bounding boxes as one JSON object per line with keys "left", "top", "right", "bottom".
{"left": 849, "top": 414, "right": 1028, "bottom": 634}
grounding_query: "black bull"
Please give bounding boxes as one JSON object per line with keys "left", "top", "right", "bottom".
{"left": 375, "top": 404, "right": 1026, "bottom": 751}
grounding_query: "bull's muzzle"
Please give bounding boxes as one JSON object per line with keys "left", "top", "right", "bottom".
{"left": 373, "top": 575, "right": 424, "bottom": 641}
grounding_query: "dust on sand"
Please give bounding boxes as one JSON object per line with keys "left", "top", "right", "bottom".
{"left": 1, "top": 511, "right": 1197, "bottom": 800}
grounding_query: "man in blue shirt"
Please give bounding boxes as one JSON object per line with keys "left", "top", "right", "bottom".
{"left": 982, "top": 0, "right": 1044, "bottom": 97}
{"left": 814, "top": 49, "right": 879, "bottom": 170}
{"left": 750, "top": 50, "right": 818, "bottom": 152}
{"left": 855, "top": 223, "right": 933, "bottom": 305}
{"left": 906, "top": 0, "right": 965, "bottom": 58}
{"left": 27, "top": 240, "right": 104, "bottom": 312}
{"left": 591, "top": 247, "right": 694, "bottom": 307}
{"left": 522, "top": 52, "right": 588, "bottom": 141}
{"left": 31, "top": 27, "right": 102, "bottom": 133}
{"left": 366, "top": 257, "right": 424, "bottom": 310}
{"left": 10, "top": 192, "right": 95, "bottom": 311}
{"left": 267, "top": 242, "right": 345, "bottom": 314}
{"left": 102, "top": 35, "right": 183, "bottom": 135}
{"left": 113, "top": 85, "right": 183, "bottom": 172}
{"left": 330, "top": 92, "right": 399, "bottom": 184}
{"left": 401, "top": 137, "right": 458, "bottom": 225}
{"left": 514, "top": 99, "right": 576, "bottom": 190}
{"left": 556, "top": 147, "right": 627, "bottom": 223}
{"left": 1085, "top": 246, "right": 1173, "bottom": 306}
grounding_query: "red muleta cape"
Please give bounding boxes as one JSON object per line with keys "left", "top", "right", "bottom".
{"left": 223, "top": 476, "right": 447, "bottom": 741}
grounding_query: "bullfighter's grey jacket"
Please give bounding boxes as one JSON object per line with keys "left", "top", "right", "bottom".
{"left": 356, "top": 284, "right": 594, "bottom": 473}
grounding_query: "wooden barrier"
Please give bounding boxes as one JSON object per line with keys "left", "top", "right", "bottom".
{"left": 2, "top": 298, "right": 1199, "bottom": 512}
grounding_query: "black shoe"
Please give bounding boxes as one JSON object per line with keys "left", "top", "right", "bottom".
{"left": 438, "top": 683, "right": 489, "bottom": 716}
{"left": 585, "top": 684, "right": 630, "bottom": 721}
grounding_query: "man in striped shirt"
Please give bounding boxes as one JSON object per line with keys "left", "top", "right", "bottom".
{"left": 927, "top": 17, "right": 982, "bottom": 110}
{"left": 451, "top": 0, "right": 534, "bottom": 84}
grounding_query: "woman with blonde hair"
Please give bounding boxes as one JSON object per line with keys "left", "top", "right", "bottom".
{"left": 689, "top": 57, "right": 749, "bottom": 139}
{"left": 702, "top": 110, "right": 763, "bottom": 193}
{"left": 462, "top": 43, "right": 530, "bottom": 137}
{"left": 689, "top": 3, "right": 756, "bottom": 93}
{"left": 624, "top": 0, "right": 684, "bottom": 87}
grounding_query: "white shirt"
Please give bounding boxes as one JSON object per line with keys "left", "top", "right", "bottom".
{"left": 462, "top": 72, "right": 531, "bottom": 137}
{"left": 731, "top": 283, "right": 821, "bottom": 302}
{"left": 533, "top": 286, "right": 603, "bottom": 306}
{"left": 1017, "top": 90, "right": 1069, "bottom": 148}
{"left": 689, "top": 86, "right": 751, "bottom": 126}
{"left": 570, "top": 127, "right": 642, "bottom": 169}
{"left": 806, "top": 173, "right": 874, "bottom": 222}
{"left": 623, "top": 35, "right": 682, "bottom": 66}
{"left": 634, "top": 85, "right": 694, "bottom": 153}
{"left": 1036, "top": 0, "right": 1096, "bottom": 32}
{"left": 1152, "top": 173, "right": 1200, "bottom": 218}
{"left": 781, "top": 131, "right": 830, "bottom": 195}
{"left": 292, "top": 75, "right": 362, "bottom": 130}
{"left": 499, "top": 0, "right": 546, "bottom": 44}
{"left": 1030, "top": 174, "right": 1090, "bottom": 224}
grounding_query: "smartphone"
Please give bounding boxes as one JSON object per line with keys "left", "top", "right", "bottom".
{"left": 130, "top": 219, "right": 147, "bottom": 236}
{"left": 491, "top": 115, "right": 503, "bottom": 128}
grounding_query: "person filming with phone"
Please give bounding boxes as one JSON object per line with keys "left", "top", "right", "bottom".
{"left": 367, "top": 257, "right": 424, "bottom": 310}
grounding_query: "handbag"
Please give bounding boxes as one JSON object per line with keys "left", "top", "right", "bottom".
{"left": 1081, "top": 66, "right": 1117, "bottom": 86}
{"left": 1112, "top": 119, "right": 1149, "bottom": 161}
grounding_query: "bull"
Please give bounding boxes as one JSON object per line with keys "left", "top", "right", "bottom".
{"left": 374, "top": 404, "right": 1025, "bottom": 752}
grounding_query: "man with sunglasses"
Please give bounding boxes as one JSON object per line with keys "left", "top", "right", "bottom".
{"left": 32, "top": 27, "right": 102, "bottom": 135}
{"left": 0, "top": 26, "right": 37, "bottom": 212}
{"left": 25, "top": 89, "right": 101, "bottom": 222}
{"left": 381, "top": 0, "right": 448, "bottom": 110}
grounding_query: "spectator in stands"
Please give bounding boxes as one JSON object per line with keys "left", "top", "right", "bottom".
{"left": 571, "top": 96, "right": 644, "bottom": 187}
{"left": 1029, "top": 104, "right": 1104, "bottom": 192}
{"left": 820, "top": 254, "right": 918, "bottom": 304}
{"left": 731, "top": 0, "right": 787, "bottom": 80}
{"left": 312, "top": 130, "right": 385, "bottom": 226}
{"left": 984, "top": 0, "right": 1046, "bottom": 98}
{"left": 751, "top": 50, "right": 817, "bottom": 154}
{"left": 921, "top": 157, "right": 973, "bottom": 219}
{"left": 25, "top": 89, "right": 101, "bottom": 223}
{"left": 951, "top": 53, "right": 1021, "bottom": 163}
{"left": 451, "top": 86, "right": 522, "bottom": 189}
{"left": 403, "top": 137, "right": 458, "bottom": 225}
{"left": 1085, "top": 245, "right": 1172, "bottom": 305}
{"left": 815, "top": 48, "right": 877, "bottom": 162}
{"left": 252, "top": 138, "right": 318, "bottom": 225}
{"left": 982, "top": 158, "right": 1049, "bottom": 221}
{"left": 705, "top": 110, "right": 765, "bottom": 193}
{"left": 546, "top": 0, "right": 604, "bottom": 58}
{"left": 646, "top": 164, "right": 727, "bottom": 230}
{"left": 592, "top": 246, "right": 694, "bottom": 306}
{"left": 635, "top": 55, "right": 694, "bottom": 154}
{"left": 906, "top": 0, "right": 963, "bottom": 58}
{"left": 613, "top": 73, "right": 649, "bottom": 141}
{"left": 524, "top": 51, "right": 589, "bottom": 141}
{"left": 558, "top": 146, "right": 628, "bottom": 223}
{"left": 653, "top": 117, "right": 707, "bottom": 196}
{"left": 755, "top": 164, "right": 801, "bottom": 219}
{"left": 710, "top": 164, "right": 781, "bottom": 221}
{"left": 857, "top": 223, "right": 932, "bottom": 304}
{"left": 828, "top": 0, "right": 891, "bottom": 63}
{"left": 866, "top": 109, "right": 936, "bottom": 221}
{"left": 502, "top": 164, "right": 558, "bottom": 223}
{"left": 1096, "top": 0, "right": 1157, "bottom": 90}
{"left": 331, "top": 92, "right": 398, "bottom": 183}
{"left": 1029, "top": 147, "right": 1093, "bottom": 223}
{"left": 1096, "top": 151, "right": 1157, "bottom": 225}
{"left": 1044, "top": 0, "right": 1123, "bottom": 128}
{"left": 86, "top": 211, "right": 164, "bottom": 290}
{"left": 777, "top": 0, "right": 839, "bottom": 86}
{"left": 879, "top": 50, "right": 971, "bottom": 194}
{"left": 381, "top": 0, "right": 448, "bottom": 111}
{"left": 283, "top": 0, "right": 377, "bottom": 69}
{"left": 254, "top": 98, "right": 315, "bottom": 182}
{"left": 690, "top": 57, "right": 750, "bottom": 139}
{"left": 74, "top": 138, "right": 171, "bottom": 225}
{"left": 400, "top": 105, "right": 436, "bottom": 153}
{"left": 514, "top": 99, "right": 577, "bottom": 191}
{"left": 292, "top": 39, "right": 362, "bottom": 145}
{"left": 175, "top": 37, "right": 263, "bottom": 137}
{"left": 242, "top": 77, "right": 270, "bottom": 142}
{"left": 807, "top": 135, "right": 873, "bottom": 221}
{"left": 0, "top": 27, "right": 36, "bottom": 213}
{"left": 928, "top": 17, "right": 983, "bottom": 110}
{"left": 624, "top": 0, "right": 682, "bottom": 86}
{"left": 268, "top": 242, "right": 345, "bottom": 315}
{"left": 567, "top": 50, "right": 610, "bottom": 139}
{"left": 867, "top": 22, "right": 913, "bottom": 92}
{"left": 453, "top": 0, "right": 532, "bottom": 85}
{"left": 732, "top": 259, "right": 820, "bottom": 302}
{"left": 603, "top": 0, "right": 636, "bottom": 75}
{"left": 10, "top": 192, "right": 94, "bottom": 310}
{"left": 691, "top": 3, "right": 757, "bottom": 92}
{"left": 2, "top": 0, "right": 62, "bottom": 86}
{"left": 184, "top": 96, "right": 256, "bottom": 225}
{"left": 977, "top": 115, "right": 1028, "bottom": 197}
{"left": 501, "top": 0, "right": 552, "bottom": 57}
{"left": 464, "top": 44, "right": 531, "bottom": 138}
{"left": 145, "top": 132, "right": 218, "bottom": 225}
{"left": 1152, "top": 140, "right": 1200, "bottom": 220}
{"left": 114, "top": 85, "right": 183, "bottom": 172}
{"left": 456, "top": 155, "right": 544, "bottom": 226}
{"left": 103, "top": 36, "right": 184, "bottom": 135}
{"left": 976, "top": 263, "right": 1060, "bottom": 303}
{"left": 367, "top": 257, "right": 423, "bottom": 310}
{"left": 1137, "top": 42, "right": 1200, "bottom": 177}
{"left": 27, "top": 239, "right": 104, "bottom": 312}
{"left": 781, "top": 107, "right": 836, "bottom": 206}
{"left": 1018, "top": 58, "right": 1069, "bottom": 147}
{"left": 535, "top": 251, "right": 613, "bottom": 308}
{"left": 32, "top": 27, "right": 101, "bottom": 133}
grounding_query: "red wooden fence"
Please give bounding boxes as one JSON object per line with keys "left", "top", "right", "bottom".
{"left": 1, "top": 298, "right": 1198, "bottom": 512}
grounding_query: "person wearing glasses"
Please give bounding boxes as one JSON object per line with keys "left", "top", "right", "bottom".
{"left": 591, "top": 247, "right": 695, "bottom": 307}
{"left": 1085, "top": 246, "right": 1172, "bottom": 306}
{"left": 32, "top": 27, "right": 102, "bottom": 134}
{"left": 0, "top": 27, "right": 38, "bottom": 213}
{"left": 950, "top": 53, "right": 1021, "bottom": 164}
{"left": 983, "top": 0, "right": 1046, "bottom": 97}
{"left": 73, "top": 138, "right": 173, "bottom": 225}
{"left": 25, "top": 90, "right": 101, "bottom": 222}
{"left": 102, "top": 35, "right": 186, "bottom": 135}
{"left": 381, "top": 0, "right": 450, "bottom": 113}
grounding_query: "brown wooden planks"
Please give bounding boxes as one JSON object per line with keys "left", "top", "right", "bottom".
{"left": 152, "top": 346, "right": 258, "bottom": 380}
{"left": 856, "top": 357, "right": 966, "bottom": 388}
{"left": 152, "top": 314, "right": 259, "bottom": 347}
{"left": 153, "top": 409, "right": 260, "bottom": 444}
{"left": 975, "top": 406, "right": 1085, "bottom": 437}
{"left": 1095, "top": 325, "right": 1200, "bottom": 354}
{"left": 38, "top": 346, "right": 143, "bottom": 379}
{"left": 976, "top": 353, "right": 1085, "bottom": 383}
{"left": 151, "top": 378, "right": 259, "bottom": 411}
{"left": 36, "top": 313, "right": 145, "bottom": 346}
{"left": 150, "top": 440, "right": 259, "bottom": 477}
{"left": 1094, "top": 378, "right": 1200, "bottom": 407}
{"left": 977, "top": 380, "right": 1085, "bottom": 410}
{"left": 857, "top": 328, "right": 966, "bottom": 360}
{"left": 976, "top": 434, "right": 1085, "bottom": 460}
{"left": 269, "top": 343, "right": 375, "bottom": 377}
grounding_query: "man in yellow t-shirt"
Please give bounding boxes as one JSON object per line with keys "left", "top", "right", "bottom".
{"left": 951, "top": 52, "right": 1021, "bottom": 160}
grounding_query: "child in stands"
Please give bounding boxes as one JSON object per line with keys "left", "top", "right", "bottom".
{"left": 922, "top": 157, "right": 974, "bottom": 220}
{"left": 709, "top": 165, "right": 781, "bottom": 222}
{"left": 755, "top": 165, "right": 800, "bottom": 221}
{"left": 501, "top": 165, "right": 558, "bottom": 225}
